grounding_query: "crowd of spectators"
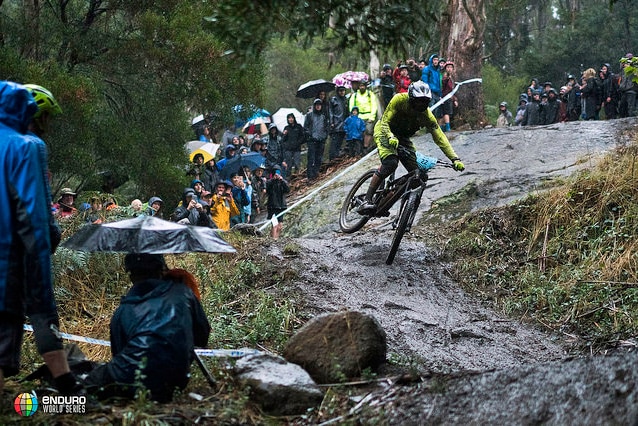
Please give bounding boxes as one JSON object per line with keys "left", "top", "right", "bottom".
{"left": 497, "top": 53, "right": 637, "bottom": 128}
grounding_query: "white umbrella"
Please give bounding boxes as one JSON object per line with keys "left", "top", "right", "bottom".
{"left": 272, "top": 107, "right": 305, "bottom": 132}
{"left": 185, "top": 140, "right": 220, "bottom": 163}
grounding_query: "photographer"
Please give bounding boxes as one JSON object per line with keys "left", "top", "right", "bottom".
{"left": 208, "top": 181, "right": 240, "bottom": 231}
{"left": 169, "top": 188, "right": 213, "bottom": 227}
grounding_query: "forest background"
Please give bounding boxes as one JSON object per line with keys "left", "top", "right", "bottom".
{"left": 0, "top": 0, "right": 635, "bottom": 209}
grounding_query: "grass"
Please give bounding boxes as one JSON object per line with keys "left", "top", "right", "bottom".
{"left": 2, "top": 219, "right": 305, "bottom": 424}
{"left": 440, "top": 135, "right": 638, "bottom": 351}
{"left": 6, "top": 131, "right": 638, "bottom": 422}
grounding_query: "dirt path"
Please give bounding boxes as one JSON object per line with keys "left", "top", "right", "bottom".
{"left": 292, "top": 233, "right": 564, "bottom": 374}
{"left": 285, "top": 118, "right": 637, "bottom": 373}
{"left": 278, "top": 118, "right": 638, "bottom": 423}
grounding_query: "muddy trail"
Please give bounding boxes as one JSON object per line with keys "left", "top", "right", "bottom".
{"left": 277, "top": 117, "right": 638, "bottom": 424}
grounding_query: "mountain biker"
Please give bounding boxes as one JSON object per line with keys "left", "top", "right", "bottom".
{"left": 358, "top": 81, "right": 465, "bottom": 213}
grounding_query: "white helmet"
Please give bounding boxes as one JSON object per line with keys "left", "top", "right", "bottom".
{"left": 408, "top": 81, "right": 432, "bottom": 101}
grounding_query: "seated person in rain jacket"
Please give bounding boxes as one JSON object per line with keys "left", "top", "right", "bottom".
{"left": 84, "top": 254, "right": 211, "bottom": 402}
{"left": 169, "top": 187, "right": 214, "bottom": 227}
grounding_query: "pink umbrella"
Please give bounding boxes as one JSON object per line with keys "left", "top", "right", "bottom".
{"left": 332, "top": 71, "right": 370, "bottom": 89}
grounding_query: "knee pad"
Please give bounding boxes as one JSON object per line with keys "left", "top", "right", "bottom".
{"left": 378, "top": 155, "right": 399, "bottom": 179}
{"left": 29, "top": 312, "right": 64, "bottom": 354}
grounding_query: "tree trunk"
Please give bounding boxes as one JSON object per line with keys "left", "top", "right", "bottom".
{"left": 439, "top": 0, "right": 487, "bottom": 128}
{"left": 22, "top": 0, "right": 41, "bottom": 59}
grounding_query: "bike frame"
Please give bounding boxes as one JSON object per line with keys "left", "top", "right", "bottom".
{"left": 374, "top": 168, "right": 428, "bottom": 217}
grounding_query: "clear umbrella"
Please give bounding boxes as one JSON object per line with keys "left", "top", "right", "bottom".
{"left": 61, "top": 215, "right": 236, "bottom": 254}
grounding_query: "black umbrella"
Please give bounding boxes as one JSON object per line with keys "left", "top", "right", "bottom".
{"left": 61, "top": 215, "right": 236, "bottom": 254}
{"left": 295, "top": 79, "right": 336, "bottom": 99}
{"left": 219, "top": 152, "right": 267, "bottom": 180}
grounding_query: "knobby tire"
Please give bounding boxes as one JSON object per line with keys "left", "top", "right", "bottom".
{"left": 386, "top": 190, "right": 420, "bottom": 265}
{"left": 340, "top": 169, "right": 375, "bottom": 233}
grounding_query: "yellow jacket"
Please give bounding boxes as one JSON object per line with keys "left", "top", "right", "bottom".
{"left": 208, "top": 194, "right": 239, "bottom": 231}
{"left": 348, "top": 89, "right": 378, "bottom": 122}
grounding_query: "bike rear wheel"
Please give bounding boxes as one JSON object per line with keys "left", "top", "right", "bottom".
{"left": 340, "top": 169, "right": 376, "bottom": 233}
{"left": 386, "top": 190, "right": 421, "bottom": 264}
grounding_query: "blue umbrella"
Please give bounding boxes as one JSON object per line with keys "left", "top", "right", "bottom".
{"left": 219, "top": 152, "right": 267, "bottom": 180}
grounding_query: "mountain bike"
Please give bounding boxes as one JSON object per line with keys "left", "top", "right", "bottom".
{"left": 339, "top": 149, "right": 455, "bottom": 265}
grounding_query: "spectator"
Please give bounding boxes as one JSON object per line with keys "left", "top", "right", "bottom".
{"left": 145, "top": 196, "right": 163, "bottom": 218}
{"left": 421, "top": 54, "right": 442, "bottom": 114}
{"left": 251, "top": 166, "right": 267, "bottom": 222}
{"left": 343, "top": 106, "right": 366, "bottom": 157}
{"left": 170, "top": 187, "right": 213, "bottom": 227}
{"left": 329, "top": 85, "right": 349, "bottom": 160}
{"left": 539, "top": 92, "right": 549, "bottom": 123}
{"left": 229, "top": 172, "right": 250, "bottom": 226}
{"left": 496, "top": 102, "right": 513, "bottom": 127}
{"left": 600, "top": 63, "right": 618, "bottom": 120}
{"left": 379, "top": 64, "right": 395, "bottom": 108}
{"left": 84, "top": 253, "right": 210, "bottom": 402}
{"left": 241, "top": 166, "right": 253, "bottom": 223}
{"left": 521, "top": 91, "right": 541, "bottom": 126}
{"left": 281, "top": 113, "right": 305, "bottom": 178}
{"left": 84, "top": 196, "right": 104, "bottom": 224}
{"left": 208, "top": 181, "right": 239, "bottom": 231}
{"left": 541, "top": 81, "right": 553, "bottom": 96}
{"left": 564, "top": 74, "right": 582, "bottom": 121}
{"left": 262, "top": 123, "right": 285, "bottom": 169}
{"left": 191, "top": 179, "right": 205, "bottom": 201}
{"left": 0, "top": 81, "right": 83, "bottom": 396}
{"left": 580, "top": 67, "right": 598, "bottom": 120}
{"left": 529, "top": 78, "right": 541, "bottom": 95}
{"left": 440, "top": 60, "right": 457, "bottom": 132}
{"left": 216, "top": 144, "right": 237, "bottom": 173}
{"left": 558, "top": 86, "right": 569, "bottom": 122}
{"left": 348, "top": 80, "right": 378, "bottom": 152}
{"left": 186, "top": 153, "right": 205, "bottom": 180}
{"left": 201, "top": 158, "right": 220, "bottom": 193}
{"left": 406, "top": 58, "right": 422, "bottom": 82}
{"left": 266, "top": 165, "right": 290, "bottom": 240}
{"left": 221, "top": 126, "right": 237, "bottom": 148}
{"left": 514, "top": 94, "right": 528, "bottom": 126}
{"left": 317, "top": 90, "right": 330, "bottom": 120}
{"left": 53, "top": 188, "right": 78, "bottom": 219}
{"left": 198, "top": 125, "right": 213, "bottom": 143}
{"left": 304, "top": 98, "right": 330, "bottom": 181}
{"left": 618, "top": 54, "right": 637, "bottom": 118}
{"left": 130, "top": 199, "right": 143, "bottom": 213}
{"left": 542, "top": 89, "right": 561, "bottom": 124}
{"left": 393, "top": 65, "right": 411, "bottom": 94}
{"left": 250, "top": 136, "right": 264, "bottom": 153}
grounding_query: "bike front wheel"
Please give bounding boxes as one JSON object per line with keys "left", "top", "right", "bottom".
{"left": 386, "top": 190, "right": 421, "bottom": 265}
{"left": 340, "top": 169, "right": 376, "bottom": 233}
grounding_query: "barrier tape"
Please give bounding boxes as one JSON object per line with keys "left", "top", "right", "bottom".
{"left": 23, "top": 324, "right": 261, "bottom": 358}
{"left": 430, "top": 78, "right": 483, "bottom": 111}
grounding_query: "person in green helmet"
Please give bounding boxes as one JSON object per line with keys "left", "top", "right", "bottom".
{"left": 358, "top": 80, "right": 465, "bottom": 214}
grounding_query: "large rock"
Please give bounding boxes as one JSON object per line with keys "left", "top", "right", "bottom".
{"left": 234, "top": 353, "right": 323, "bottom": 415}
{"left": 282, "top": 310, "right": 387, "bottom": 383}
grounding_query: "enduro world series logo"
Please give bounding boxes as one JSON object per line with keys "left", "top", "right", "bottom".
{"left": 14, "top": 391, "right": 87, "bottom": 416}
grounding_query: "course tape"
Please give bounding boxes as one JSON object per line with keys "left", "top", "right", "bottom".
{"left": 23, "top": 324, "right": 261, "bottom": 358}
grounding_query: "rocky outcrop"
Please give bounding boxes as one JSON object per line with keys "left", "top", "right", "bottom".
{"left": 233, "top": 353, "right": 323, "bottom": 415}
{"left": 282, "top": 310, "right": 387, "bottom": 383}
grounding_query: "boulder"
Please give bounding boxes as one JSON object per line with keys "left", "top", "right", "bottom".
{"left": 283, "top": 310, "right": 387, "bottom": 383}
{"left": 234, "top": 353, "right": 323, "bottom": 415}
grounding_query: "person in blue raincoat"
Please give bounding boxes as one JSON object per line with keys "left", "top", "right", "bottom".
{"left": 0, "top": 81, "right": 84, "bottom": 396}
{"left": 84, "top": 254, "right": 211, "bottom": 402}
